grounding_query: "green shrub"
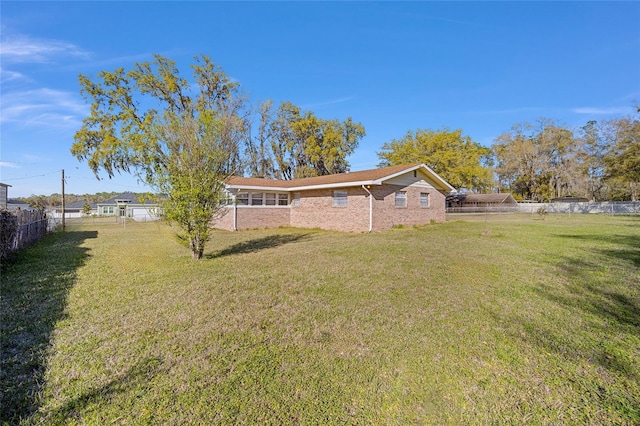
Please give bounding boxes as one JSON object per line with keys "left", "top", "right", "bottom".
{"left": 0, "top": 210, "right": 17, "bottom": 260}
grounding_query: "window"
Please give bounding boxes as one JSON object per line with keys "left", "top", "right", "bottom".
{"left": 420, "top": 192, "right": 430, "bottom": 208}
{"left": 236, "top": 193, "right": 249, "bottom": 205}
{"left": 222, "top": 191, "right": 234, "bottom": 206}
{"left": 265, "top": 193, "right": 276, "bottom": 206}
{"left": 395, "top": 191, "right": 407, "bottom": 207}
{"left": 292, "top": 193, "right": 301, "bottom": 207}
{"left": 333, "top": 190, "right": 348, "bottom": 207}
{"left": 250, "top": 192, "right": 263, "bottom": 206}
{"left": 102, "top": 206, "right": 115, "bottom": 215}
{"left": 278, "top": 193, "right": 289, "bottom": 206}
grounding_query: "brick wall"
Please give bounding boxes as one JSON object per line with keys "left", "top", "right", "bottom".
{"left": 371, "top": 184, "right": 446, "bottom": 230}
{"left": 211, "top": 206, "right": 290, "bottom": 231}
{"left": 290, "top": 187, "right": 370, "bottom": 232}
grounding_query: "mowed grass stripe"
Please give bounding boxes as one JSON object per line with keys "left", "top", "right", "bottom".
{"left": 1, "top": 215, "right": 638, "bottom": 424}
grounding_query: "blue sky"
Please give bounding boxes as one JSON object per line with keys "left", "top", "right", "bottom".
{"left": 1, "top": 1, "right": 639, "bottom": 198}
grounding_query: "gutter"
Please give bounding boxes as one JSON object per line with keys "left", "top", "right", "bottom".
{"left": 232, "top": 190, "right": 238, "bottom": 231}
{"left": 361, "top": 185, "right": 373, "bottom": 233}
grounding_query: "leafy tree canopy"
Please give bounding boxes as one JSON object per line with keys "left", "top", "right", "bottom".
{"left": 71, "top": 54, "right": 249, "bottom": 259}
{"left": 600, "top": 112, "right": 640, "bottom": 201}
{"left": 377, "top": 128, "right": 493, "bottom": 192}
{"left": 247, "top": 101, "right": 365, "bottom": 180}
{"left": 493, "top": 119, "right": 581, "bottom": 202}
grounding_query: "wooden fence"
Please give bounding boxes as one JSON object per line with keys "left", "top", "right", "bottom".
{"left": 11, "top": 209, "right": 49, "bottom": 251}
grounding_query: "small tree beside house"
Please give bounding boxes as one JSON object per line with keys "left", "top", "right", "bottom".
{"left": 71, "top": 54, "right": 249, "bottom": 259}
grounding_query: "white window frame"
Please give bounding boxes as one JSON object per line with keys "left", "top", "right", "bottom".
{"left": 250, "top": 192, "right": 264, "bottom": 206}
{"left": 237, "top": 192, "right": 290, "bottom": 207}
{"left": 236, "top": 192, "right": 249, "bottom": 205}
{"left": 333, "top": 190, "right": 348, "bottom": 207}
{"left": 420, "top": 192, "right": 430, "bottom": 208}
{"left": 265, "top": 193, "right": 277, "bottom": 206}
{"left": 395, "top": 191, "right": 407, "bottom": 207}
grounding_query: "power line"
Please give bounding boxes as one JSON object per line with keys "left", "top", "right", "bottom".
{"left": 1, "top": 170, "right": 61, "bottom": 181}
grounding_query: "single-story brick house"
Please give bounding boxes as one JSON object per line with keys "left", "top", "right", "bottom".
{"left": 214, "top": 163, "right": 455, "bottom": 232}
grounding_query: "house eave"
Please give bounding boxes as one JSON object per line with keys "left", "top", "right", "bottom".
{"left": 226, "top": 180, "right": 384, "bottom": 193}
{"left": 226, "top": 184, "right": 293, "bottom": 192}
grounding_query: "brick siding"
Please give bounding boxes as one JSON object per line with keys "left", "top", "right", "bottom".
{"left": 371, "top": 184, "right": 445, "bottom": 230}
{"left": 212, "top": 206, "right": 290, "bottom": 231}
{"left": 290, "top": 187, "right": 370, "bottom": 232}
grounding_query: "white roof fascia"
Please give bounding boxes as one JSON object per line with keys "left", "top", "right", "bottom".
{"left": 287, "top": 180, "right": 382, "bottom": 192}
{"left": 372, "top": 164, "right": 455, "bottom": 192}
{"left": 225, "top": 184, "right": 292, "bottom": 192}
{"left": 417, "top": 164, "right": 456, "bottom": 192}
{"left": 226, "top": 181, "right": 383, "bottom": 192}
{"left": 375, "top": 164, "right": 424, "bottom": 182}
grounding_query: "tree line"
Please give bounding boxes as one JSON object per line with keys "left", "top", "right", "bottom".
{"left": 379, "top": 114, "right": 639, "bottom": 202}
{"left": 66, "top": 53, "right": 639, "bottom": 258}
{"left": 11, "top": 192, "right": 126, "bottom": 209}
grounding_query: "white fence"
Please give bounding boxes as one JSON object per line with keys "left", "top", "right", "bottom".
{"left": 517, "top": 201, "right": 640, "bottom": 215}
{"left": 446, "top": 206, "right": 518, "bottom": 214}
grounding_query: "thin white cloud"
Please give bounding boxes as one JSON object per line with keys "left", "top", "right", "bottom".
{"left": 0, "top": 162, "right": 21, "bottom": 169}
{"left": 468, "top": 106, "right": 545, "bottom": 115}
{"left": 0, "top": 35, "right": 90, "bottom": 64}
{"left": 572, "top": 107, "right": 632, "bottom": 115}
{"left": 1, "top": 88, "right": 88, "bottom": 127}
{"left": 0, "top": 67, "right": 29, "bottom": 83}
{"left": 301, "top": 96, "right": 356, "bottom": 109}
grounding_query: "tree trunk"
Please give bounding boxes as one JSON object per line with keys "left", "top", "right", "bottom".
{"left": 190, "top": 236, "right": 205, "bottom": 260}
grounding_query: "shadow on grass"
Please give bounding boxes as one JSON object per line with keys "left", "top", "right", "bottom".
{"left": 0, "top": 230, "right": 97, "bottom": 424}
{"left": 207, "top": 233, "right": 312, "bottom": 259}
{"left": 485, "top": 229, "right": 640, "bottom": 421}
{"left": 528, "top": 233, "right": 640, "bottom": 373}
{"left": 41, "top": 357, "right": 163, "bottom": 423}
{"left": 555, "top": 233, "right": 640, "bottom": 267}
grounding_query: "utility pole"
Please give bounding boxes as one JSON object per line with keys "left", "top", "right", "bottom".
{"left": 61, "top": 169, "right": 65, "bottom": 231}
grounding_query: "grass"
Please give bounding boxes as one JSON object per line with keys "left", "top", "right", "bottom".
{"left": 1, "top": 214, "right": 638, "bottom": 424}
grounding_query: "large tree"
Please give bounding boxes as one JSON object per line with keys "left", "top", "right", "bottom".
{"left": 377, "top": 128, "right": 493, "bottom": 192}
{"left": 578, "top": 120, "right": 609, "bottom": 201}
{"left": 246, "top": 101, "right": 366, "bottom": 180}
{"left": 600, "top": 112, "right": 640, "bottom": 201}
{"left": 493, "top": 119, "right": 583, "bottom": 202}
{"left": 72, "top": 54, "right": 249, "bottom": 259}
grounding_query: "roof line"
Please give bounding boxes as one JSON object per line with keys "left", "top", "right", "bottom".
{"left": 226, "top": 163, "right": 455, "bottom": 193}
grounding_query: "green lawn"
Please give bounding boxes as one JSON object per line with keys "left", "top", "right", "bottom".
{"left": 1, "top": 214, "right": 638, "bottom": 424}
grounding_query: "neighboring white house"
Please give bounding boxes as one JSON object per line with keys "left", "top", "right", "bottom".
{"left": 96, "top": 193, "right": 161, "bottom": 221}
{"left": 0, "top": 183, "right": 10, "bottom": 209}
{"left": 50, "top": 193, "right": 161, "bottom": 221}
{"left": 49, "top": 199, "right": 97, "bottom": 219}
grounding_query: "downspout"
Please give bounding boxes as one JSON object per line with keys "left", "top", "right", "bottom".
{"left": 362, "top": 185, "right": 373, "bottom": 232}
{"left": 232, "top": 190, "right": 238, "bottom": 231}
